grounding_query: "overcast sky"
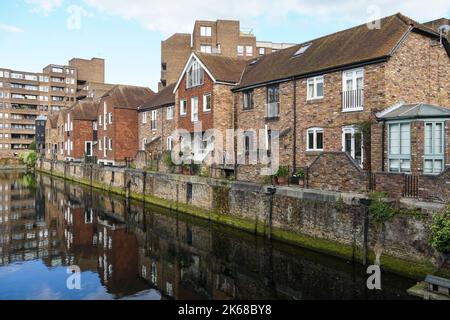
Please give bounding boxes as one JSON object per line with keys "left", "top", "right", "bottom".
{"left": 1, "top": 0, "right": 449, "bottom": 92}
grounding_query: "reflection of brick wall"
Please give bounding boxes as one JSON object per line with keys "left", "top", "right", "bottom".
{"left": 307, "top": 152, "right": 368, "bottom": 193}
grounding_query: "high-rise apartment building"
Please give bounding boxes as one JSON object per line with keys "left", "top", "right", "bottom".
{"left": 159, "top": 19, "right": 295, "bottom": 90}
{"left": 0, "top": 58, "right": 105, "bottom": 157}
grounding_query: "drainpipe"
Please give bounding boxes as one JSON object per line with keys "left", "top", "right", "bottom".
{"left": 381, "top": 120, "right": 386, "bottom": 172}
{"left": 267, "top": 186, "right": 276, "bottom": 240}
{"left": 292, "top": 78, "right": 297, "bottom": 173}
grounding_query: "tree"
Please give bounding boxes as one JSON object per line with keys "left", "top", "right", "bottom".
{"left": 19, "top": 151, "right": 36, "bottom": 172}
{"left": 28, "top": 140, "right": 36, "bottom": 151}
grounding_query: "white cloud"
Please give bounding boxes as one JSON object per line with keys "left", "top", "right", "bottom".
{"left": 82, "top": 0, "right": 450, "bottom": 36}
{"left": 0, "top": 24, "right": 23, "bottom": 33}
{"left": 25, "top": 0, "right": 63, "bottom": 15}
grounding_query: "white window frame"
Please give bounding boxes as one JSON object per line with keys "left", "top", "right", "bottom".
{"left": 142, "top": 111, "right": 147, "bottom": 124}
{"left": 200, "top": 45, "right": 212, "bottom": 53}
{"left": 203, "top": 94, "right": 211, "bottom": 112}
{"left": 246, "top": 46, "right": 253, "bottom": 57}
{"left": 85, "top": 141, "right": 93, "bottom": 156}
{"left": 108, "top": 138, "right": 112, "bottom": 151}
{"left": 167, "top": 136, "right": 174, "bottom": 151}
{"left": 186, "top": 60, "right": 204, "bottom": 89}
{"left": 237, "top": 45, "right": 244, "bottom": 56}
{"left": 424, "top": 121, "right": 445, "bottom": 175}
{"left": 142, "top": 138, "right": 148, "bottom": 151}
{"left": 307, "top": 76, "right": 324, "bottom": 100}
{"left": 200, "top": 26, "right": 212, "bottom": 37}
{"left": 307, "top": 127, "right": 324, "bottom": 151}
{"left": 180, "top": 100, "right": 187, "bottom": 116}
{"left": 99, "top": 139, "right": 102, "bottom": 151}
{"left": 108, "top": 112, "right": 112, "bottom": 124}
{"left": 151, "top": 110, "right": 157, "bottom": 131}
{"left": 388, "top": 122, "right": 411, "bottom": 173}
{"left": 167, "top": 106, "right": 174, "bottom": 120}
{"left": 342, "top": 126, "right": 363, "bottom": 167}
{"left": 191, "top": 97, "right": 199, "bottom": 123}
{"left": 342, "top": 68, "right": 364, "bottom": 112}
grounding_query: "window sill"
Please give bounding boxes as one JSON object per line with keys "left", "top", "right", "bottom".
{"left": 242, "top": 108, "right": 254, "bottom": 112}
{"left": 306, "top": 97, "right": 324, "bottom": 102}
{"left": 342, "top": 107, "right": 364, "bottom": 113}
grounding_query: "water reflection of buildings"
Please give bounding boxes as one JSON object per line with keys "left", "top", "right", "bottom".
{"left": 0, "top": 172, "right": 57, "bottom": 266}
{"left": 1, "top": 172, "right": 413, "bottom": 300}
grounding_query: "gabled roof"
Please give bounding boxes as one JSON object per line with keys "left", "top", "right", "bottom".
{"left": 234, "top": 13, "right": 447, "bottom": 91}
{"left": 139, "top": 83, "right": 176, "bottom": 112}
{"left": 47, "top": 114, "right": 58, "bottom": 128}
{"left": 100, "top": 85, "right": 155, "bottom": 110}
{"left": 70, "top": 99, "right": 99, "bottom": 121}
{"left": 173, "top": 52, "right": 248, "bottom": 92}
{"left": 377, "top": 103, "right": 450, "bottom": 120}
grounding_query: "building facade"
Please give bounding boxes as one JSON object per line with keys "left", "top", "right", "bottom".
{"left": 96, "top": 85, "right": 154, "bottom": 166}
{"left": 0, "top": 57, "right": 105, "bottom": 157}
{"left": 35, "top": 115, "right": 47, "bottom": 156}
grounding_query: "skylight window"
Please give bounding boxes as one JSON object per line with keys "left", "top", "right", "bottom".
{"left": 293, "top": 43, "right": 312, "bottom": 57}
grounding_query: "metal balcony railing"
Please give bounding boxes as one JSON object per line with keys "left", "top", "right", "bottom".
{"left": 342, "top": 89, "right": 364, "bottom": 111}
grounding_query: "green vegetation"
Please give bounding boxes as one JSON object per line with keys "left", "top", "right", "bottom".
{"left": 162, "top": 150, "right": 175, "bottom": 172}
{"left": 369, "top": 192, "right": 395, "bottom": 223}
{"left": 429, "top": 206, "right": 450, "bottom": 253}
{"left": 293, "top": 168, "right": 305, "bottom": 179}
{"left": 276, "top": 166, "right": 289, "bottom": 178}
{"left": 21, "top": 174, "right": 36, "bottom": 192}
{"left": 28, "top": 140, "right": 36, "bottom": 151}
{"left": 19, "top": 151, "right": 36, "bottom": 172}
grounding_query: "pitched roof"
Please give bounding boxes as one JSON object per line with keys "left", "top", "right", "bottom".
{"left": 101, "top": 85, "right": 155, "bottom": 110}
{"left": 139, "top": 83, "right": 176, "bottom": 112}
{"left": 234, "top": 13, "right": 445, "bottom": 91}
{"left": 195, "top": 52, "right": 248, "bottom": 83}
{"left": 377, "top": 103, "right": 450, "bottom": 120}
{"left": 70, "top": 99, "right": 99, "bottom": 121}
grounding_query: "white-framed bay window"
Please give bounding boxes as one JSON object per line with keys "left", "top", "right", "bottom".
{"left": 307, "top": 76, "right": 324, "bottom": 100}
{"left": 424, "top": 121, "right": 445, "bottom": 174}
{"left": 307, "top": 127, "right": 324, "bottom": 151}
{"left": 388, "top": 122, "right": 411, "bottom": 173}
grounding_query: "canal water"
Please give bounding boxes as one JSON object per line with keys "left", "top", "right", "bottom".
{"left": 0, "top": 171, "right": 417, "bottom": 300}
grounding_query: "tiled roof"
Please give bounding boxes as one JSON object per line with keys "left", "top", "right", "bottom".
{"left": 71, "top": 99, "right": 99, "bottom": 121}
{"left": 101, "top": 85, "right": 155, "bottom": 110}
{"left": 377, "top": 103, "right": 450, "bottom": 120}
{"left": 234, "top": 13, "right": 444, "bottom": 90}
{"left": 139, "top": 83, "right": 176, "bottom": 111}
{"left": 195, "top": 52, "right": 248, "bottom": 84}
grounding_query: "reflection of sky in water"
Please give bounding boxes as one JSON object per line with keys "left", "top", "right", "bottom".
{"left": 0, "top": 261, "right": 161, "bottom": 300}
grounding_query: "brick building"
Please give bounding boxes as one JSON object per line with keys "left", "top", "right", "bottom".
{"left": 63, "top": 99, "right": 98, "bottom": 162}
{"left": 159, "top": 20, "right": 294, "bottom": 90}
{"left": 232, "top": 13, "right": 450, "bottom": 183}
{"left": 138, "top": 83, "right": 176, "bottom": 161}
{"left": 96, "top": 85, "right": 154, "bottom": 166}
{"left": 44, "top": 114, "right": 58, "bottom": 159}
{"left": 173, "top": 52, "right": 247, "bottom": 171}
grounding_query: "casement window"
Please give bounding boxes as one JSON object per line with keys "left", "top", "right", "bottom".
{"left": 307, "top": 128, "right": 324, "bottom": 151}
{"left": 186, "top": 60, "right": 204, "bottom": 89}
{"left": 167, "top": 136, "right": 174, "bottom": 151}
{"left": 266, "top": 85, "right": 280, "bottom": 119}
{"left": 203, "top": 94, "right": 211, "bottom": 112}
{"left": 167, "top": 106, "right": 174, "bottom": 120}
{"left": 246, "top": 46, "right": 253, "bottom": 56}
{"left": 151, "top": 110, "right": 157, "bottom": 130}
{"left": 243, "top": 90, "right": 253, "bottom": 110}
{"left": 388, "top": 122, "right": 411, "bottom": 173}
{"left": 424, "top": 122, "right": 444, "bottom": 174}
{"left": 342, "top": 68, "right": 364, "bottom": 111}
{"left": 108, "top": 112, "right": 112, "bottom": 124}
{"left": 237, "top": 45, "right": 244, "bottom": 56}
{"left": 142, "top": 112, "right": 147, "bottom": 124}
{"left": 200, "top": 26, "right": 212, "bottom": 37}
{"left": 307, "top": 76, "right": 324, "bottom": 100}
{"left": 200, "top": 45, "right": 212, "bottom": 53}
{"left": 108, "top": 138, "right": 112, "bottom": 151}
{"left": 342, "top": 126, "right": 363, "bottom": 167}
{"left": 142, "top": 138, "right": 148, "bottom": 150}
{"left": 180, "top": 100, "right": 187, "bottom": 116}
{"left": 191, "top": 97, "right": 199, "bottom": 122}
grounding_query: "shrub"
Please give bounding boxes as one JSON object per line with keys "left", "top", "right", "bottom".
{"left": 294, "top": 168, "right": 305, "bottom": 179}
{"left": 28, "top": 141, "right": 36, "bottom": 151}
{"left": 369, "top": 192, "right": 395, "bottom": 223}
{"left": 163, "top": 150, "right": 175, "bottom": 171}
{"left": 19, "top": 151, "right": 36, "bottom": 172}
{"left": 429, "top": 207, "right": 450, "bottom": 253}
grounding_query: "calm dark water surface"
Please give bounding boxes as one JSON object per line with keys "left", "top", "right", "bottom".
{"left": 0, "top": 171, "right": 416, "bottom": 300}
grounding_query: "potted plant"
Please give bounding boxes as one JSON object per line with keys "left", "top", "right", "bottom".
{"left": 291, "top": 168, "right": 306, "bottom": 186}
{"left": 275, "top": 166, "right": 289, "bottom": 185}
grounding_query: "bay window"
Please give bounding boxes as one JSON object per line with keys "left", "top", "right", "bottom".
{"left": 388, "top": 122, "right": 411, "bottom": 173}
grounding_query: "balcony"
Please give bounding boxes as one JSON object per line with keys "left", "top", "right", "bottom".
{"left": 265, "top": 102, "right": 280, "bottom": 120}
{"left": 342, "top": 89, "right": 364, "bottom": 112}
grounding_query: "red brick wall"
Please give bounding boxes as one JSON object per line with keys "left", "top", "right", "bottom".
{"left": 72, "top": 120, "right": 93, "bottom": 159}
{"left": 176, "top": 72, "right": 214, "bottom": 132}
